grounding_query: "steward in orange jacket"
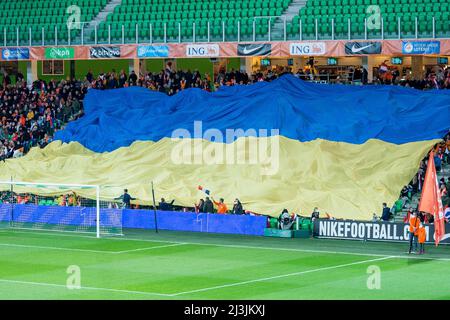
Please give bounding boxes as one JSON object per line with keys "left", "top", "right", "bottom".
{"left": 408, "top": 212, "right": 420, "bottom": 254}
{"left": 418, "top": 224, "right": 426, "bottom": 254}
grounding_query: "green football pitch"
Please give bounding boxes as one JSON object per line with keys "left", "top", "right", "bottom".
{"left": 0, "top": 228, "right": 449, "bottom": 300}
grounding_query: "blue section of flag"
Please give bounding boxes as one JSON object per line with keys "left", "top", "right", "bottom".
{"left": 55, "top": 75, "right": 450, "bottom": 153}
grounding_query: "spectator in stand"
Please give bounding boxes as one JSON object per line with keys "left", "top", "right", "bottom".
{"left": 381, "top": 203, "right": 391, "bottom": 221}
{"left": 129, "top": 70, "right": 138, "bottom": 86}
{"left": 114, "top": 189, "right": 136, "bottom": 209}
{"left": 212, "top": 197, "right": 228, "bottom": 214}
{"left": 232, "top": 198, "right": 244, "bottom": 215}
{"left": 311, "top": 207, "right": 320, "bottom": 222}
{"left": 159, "top": 198, "right": 175, "bottom": 211}
{"left": 435, "top": 152, "right": 442, "bottom": 172}
{"left": 118, "top": 70, "right": 128, "bottom": 88}
{"left": 203, "top": 196, "right": 214, "bottom": 213}
{"left": 195, "top": 198, "right": 204, "bottom": 213}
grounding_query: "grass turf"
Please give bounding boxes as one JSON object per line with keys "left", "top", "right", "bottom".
{"left": 0, "top": 228, "right": 449, "bottom": 300}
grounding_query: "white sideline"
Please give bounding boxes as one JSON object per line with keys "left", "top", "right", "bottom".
{"left": 0, "top": 242, "right": 188, "bottom": 254}
{"left": 172, "top": 256, "right": 395, "bottom": 296}
{"left": 0, "top": 256, "right": 394, "bottom": 297}
{"left": 0, "top": 278, "right": 172, "bottom": 297}
{"left": 113, "top": 243, "right": 188, "bottom": 254}
{"left": 2, "top": 229, "right": 450, "bottom": 262}
{"left": 0, "top": 243, "right": 116, "bottom": 254}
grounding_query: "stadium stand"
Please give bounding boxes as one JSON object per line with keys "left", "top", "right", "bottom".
{"left": 289, "top": 0, "right": 450, "bottom": 39}
{"left": 0, "top": 0, "right": 108, "bottom": 44}
{"left": 0, "top": 0, "right": 449, "bottom": 45}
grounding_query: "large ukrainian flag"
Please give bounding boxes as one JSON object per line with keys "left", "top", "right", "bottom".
{"left": 1, "top": 75, "right": 448, "bottom": 219}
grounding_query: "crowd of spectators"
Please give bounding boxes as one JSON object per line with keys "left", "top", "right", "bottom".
{"left": 0, "top": 76, "right": 85, "bottom": 161}
{"left": 374, "top": 60, "right": 450, "bottom": 89}
{"left": 1, "top": 61, "right": 449, "bottom": 163}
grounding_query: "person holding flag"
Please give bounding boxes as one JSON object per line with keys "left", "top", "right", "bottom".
{"left": 212, "top": 197, "right": 228, "bottom": 214}
{"left": 418, "top": 151, "right": 446, "bottom": 246}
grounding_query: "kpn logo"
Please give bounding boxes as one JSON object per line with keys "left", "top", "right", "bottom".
{"left": 45, "top": 47, "right": 75, "bottom": 60}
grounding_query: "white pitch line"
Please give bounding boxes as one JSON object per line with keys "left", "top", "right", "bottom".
{"left": 172, "top": 256, "right": 395, "bottom": 296}
{"left": 113, "top": 243, "right": 188, "bottom": 254}
{"left": 0, "top": 278, "right": 173, "bottom": 297}
{"left": 3, "top": 229, "right": 450, "bottom": 262}
{"left": 0, "top": 243, "right": 116, "bottom": 254}
{"left": 0, "top": 256, "right": 394, "bottom": 298}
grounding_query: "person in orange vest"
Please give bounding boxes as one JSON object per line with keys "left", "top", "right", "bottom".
{"left": 417, "top": 223, "right": 427, "bottom": 255}
{"left": 212, "top": 197, "right": 228, "bottom": 214}
{"left": 408, "top": 211, "right": 420, "bottom": 254}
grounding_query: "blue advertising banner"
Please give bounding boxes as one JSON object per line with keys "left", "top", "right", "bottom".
{"left": 2, "top": 48, "right": 30, "bottom": 60}
{"left": 0, "top": 204, "right": 267, "bottom": 236}
{"left": 137, "top": 45, "right": 169, "bottom": 58}
{"left": 402, "top": 41, "right": 441, "bottom": 54}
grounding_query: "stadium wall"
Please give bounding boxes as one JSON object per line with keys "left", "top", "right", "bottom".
{"left": 0, "top": 204, "right": 267, "bottom": 236}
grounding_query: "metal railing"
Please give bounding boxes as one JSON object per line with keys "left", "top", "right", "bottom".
{"left": 0, "top": 17, "right": 449, "bottom": 47}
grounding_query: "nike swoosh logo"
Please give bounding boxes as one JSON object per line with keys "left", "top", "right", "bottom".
{"left": 351, "top": 44, "right": 374, "bottom": 53}
{"left": 242, "top": 46, "right": 264, "bottom": 55}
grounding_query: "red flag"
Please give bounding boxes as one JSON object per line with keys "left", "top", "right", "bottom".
{"left": 418, "top": 151, "right": 445, "bottom": 246}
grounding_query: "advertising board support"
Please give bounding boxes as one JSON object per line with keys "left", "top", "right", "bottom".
{"left": 331, "top": 18, "right": 335, "bottom": 40}
{"left": 315, "top": 19, "right": 318, "bottom": 40}
{"left": 164, "top": 23, "right": 167, "bottom": 43}
{"left": 348, "top": 18, "right": 351, "bottom": 40}
{"left": 415, "top": 17, "right": 418, "bottom": 39}
{"left": 299, "top": 19, "right": 303, "bottom": 41}
{"left": 238, "top": 21, "right": 241, "bottom": 43}
{"left": 136, "top": 24, "right": 139, "bottom": 44}
{"left": 149, "top": 24, "right": 153, "bottom": 44}
{"left": 253, "top": 20, "right": 256, "bottom": 42}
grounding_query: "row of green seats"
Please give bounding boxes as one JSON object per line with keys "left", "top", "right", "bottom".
{"left": 286, "top": 20, "right": 445, "bottom": 34}
{"left": 109, "top": 8, "right": 284, "bottom": 22}
{"left": 118, "top": 1, "right": 285, "bottom": 13}
{"left": 2, "top": 7, "right": 100, "bottom": 18}
{"left": 123, "top": 0, "right": 289, "bottom": 5}
{"left": 0, "top": 0, "right": 107, "bottom": 9}
{"left": 294, "top": 13, "right": 447, "bottom": 24}
{"left": 309, "top": 0, "right": 442, "bottom": 6}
